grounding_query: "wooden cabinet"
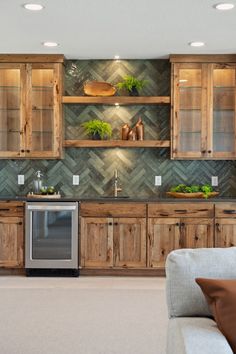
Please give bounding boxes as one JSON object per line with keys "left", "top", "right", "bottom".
{"left": 0, "top": 55, "right": 63, "bottom": 158}
{"left": 147, "top": 203, "right": 214, "bottom": 269}
{"left": 80, "top": 203, "right": 146, "bottom": 268}
{"left": 0, "top": 202, "right": 24, "bottom": 268}
{"left": 170, "top": 55, "right": 236, "bottom": 159}
{"left": 215, "top": 203, "right": 236, "bottom": 247}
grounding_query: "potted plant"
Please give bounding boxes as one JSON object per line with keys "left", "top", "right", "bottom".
{"left": 116, "top": 75, "right": 148, "bottom": 96}
{"left": 81, "top": 119, "right": 112, "bottom": 140}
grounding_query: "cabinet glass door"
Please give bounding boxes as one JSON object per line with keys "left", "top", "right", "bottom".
{"left": 212, "top": 66, "right": 236, "bottom": 157}
{"left": 26, "top": 63, "right": 61, "bottom": 158}
{"left": 0, "top": 64, "right": 24, "bottom": 157}
{"left": 173, "top": 64, "right": 207, "bottom": 158}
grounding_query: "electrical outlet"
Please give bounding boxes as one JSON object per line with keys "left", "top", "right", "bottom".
{"left": 73, "top": 175, "right": 80, "bottom": 185}
{"left": 211, "top": 176, "right": 218, "bottom": 187}
{"left": 155, "top": 176, "right": 162, "bottom": 186}
{"left": 18, "top": 175, "right": 24, "bottom": 185}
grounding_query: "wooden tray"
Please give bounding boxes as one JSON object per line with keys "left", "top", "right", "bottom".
{"left": 83, "top": 81, "right": 116, "bottom": 96}
{"left": 27, "top": 193, "right": 61, "bottom": 199}
{"left": 166, "top": 191, "right": 219, "bottom": 199}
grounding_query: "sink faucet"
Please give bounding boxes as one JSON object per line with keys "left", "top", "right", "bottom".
{"left": 114, "top": 169, "right": 122, "bottom": 197}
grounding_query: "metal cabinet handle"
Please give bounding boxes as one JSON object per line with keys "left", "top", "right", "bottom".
{"left": 174, "top": 209, "right": 187, "bottom": 213}
{"left": 0, "top": 208, "right": 10, "bottom": 211}
{"left": 223, "top": 210, "right": 236, "bottom": 214}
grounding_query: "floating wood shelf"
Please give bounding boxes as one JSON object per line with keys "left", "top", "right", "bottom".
{"left": 63, "top": 140, "right": 170, "bottom": 148}
{"left": 62, "top": 96, "right": 170, "bottom": 105}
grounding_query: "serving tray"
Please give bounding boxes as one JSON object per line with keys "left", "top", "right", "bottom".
{"left": 27, "top": 193, "right": 61, "bottom": 199}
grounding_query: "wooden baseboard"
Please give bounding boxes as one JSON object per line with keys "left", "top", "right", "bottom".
{"left": 80, "top": 268, "right": 166, "bottom": 276}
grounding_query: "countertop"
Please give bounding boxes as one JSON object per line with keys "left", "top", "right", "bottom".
{"left": 1, "top": 195, "right": 236, "bottom": 203}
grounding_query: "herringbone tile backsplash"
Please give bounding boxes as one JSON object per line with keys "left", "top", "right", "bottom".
{"left": 1, "top": 60, "right": 236, "bottom": 197}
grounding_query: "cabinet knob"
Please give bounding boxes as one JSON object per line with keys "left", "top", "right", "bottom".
{"left": 201, "top": 150, "right": 206, "bottom": 154}
{"left": 208, "top": 150, "right": 212, "bottom": 153}
{"left": 108, "top": 222, "right": 112, "bottom": 226}
{"left": 180, "top": 222, "right": 185, "bottom": 227}
{"left": 21, "top": 149, "right": 25, "bottom": 153}
{"left": 114, "top": 222, "right": 118, "bottom": 226}
{"left": 176, "top": 222, "right": 180, "bottom": 226}
{"left": 26, "top": 149, "right": 30, "bottom": 153}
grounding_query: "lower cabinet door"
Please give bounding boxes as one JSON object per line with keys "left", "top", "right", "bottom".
{"left": 113, "top": 217, "right": 146, "bottom": 268}
{"left": 215, "top": 218, "right": 236, "bottom": 247}
{"left": 80, "top": 217, "right": 113, "bottom": 268}
{"left": 148, "top": 218, "right": 181, "bottom": 269}
{"left": 179, "top": 218, "right": 214, "bottom": 248}
{"left": 0, "top": 217, "right": 24, "bottom": 268}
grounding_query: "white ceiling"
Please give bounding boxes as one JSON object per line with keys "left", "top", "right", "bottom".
{"left": 1, "top": 0, "right": 236, "bottom": 59}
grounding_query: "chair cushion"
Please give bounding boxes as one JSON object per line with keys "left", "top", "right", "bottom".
{"left": 167, "top": 317, "right": 233, "bottom": 354}
{"left": 196, "top": 278, "right": 236, "bottom": 354}
{"left": 166, "top": 247, "right": 236, "bottom": 317}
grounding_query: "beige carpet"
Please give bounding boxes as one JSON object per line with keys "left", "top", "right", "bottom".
{"left": 0, "top": 277, "right": 167, "bottom": 354}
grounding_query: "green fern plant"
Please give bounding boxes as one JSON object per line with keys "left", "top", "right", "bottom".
{"left": 116, "top": 75, "right": 148, "bottom": 95}
{"left": 81, "top": 119, "right": 112, "bottom": 139}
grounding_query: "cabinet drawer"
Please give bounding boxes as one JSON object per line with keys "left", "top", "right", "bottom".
{"left": 148, "top": 203, "right": 214, "bottom": 218}
{"left": 215, "top": 203, "right": 236, "bottom": 217}
{"left": 80, "top": 202, "right": 146, "bottom": 217}
{"left": 0, "top": 202, "right": 24, "bottom": 217}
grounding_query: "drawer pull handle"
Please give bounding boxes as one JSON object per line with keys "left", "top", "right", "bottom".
{"left": 0, "top": 208, "right": 10, "bottom": 211}
{"left": 223, "top": 210, "right": 236, "bottom": 214}
{"left": 174, "top": 209, "right": 187, "bottom": 213}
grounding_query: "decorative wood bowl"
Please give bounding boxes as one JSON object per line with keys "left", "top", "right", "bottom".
{"left": 83, "top": 81, "right": 116, "bottom": 96}
{"left": 166, "top": 191, "right": 219, "bottom": 199}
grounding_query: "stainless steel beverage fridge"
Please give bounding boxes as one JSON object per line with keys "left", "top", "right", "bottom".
{"left": 25, "top": 202, "right": 79, "bottom": 276}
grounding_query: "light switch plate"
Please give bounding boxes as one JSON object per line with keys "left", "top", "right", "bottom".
{"left": 155, "top": 176, "right": 162, "bottom": 186}
{"left": 211, "top": 176, "right": 218, "bottom": 186}
{"left": 73, "top": 175, "right": 80, "bottom": 185}
{"left": 18, "top": 175, "right": 24, "bottom": 185}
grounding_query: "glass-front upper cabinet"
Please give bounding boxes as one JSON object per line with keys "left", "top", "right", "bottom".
{"left": 0, "top": 64, "right": 25, "bottom": 157}
{"left": 0, "top": 55, "right": 63, "bottom": 159}
{"left": 171, "top": 63, "right": 208, "bottom": 158}
{"left": 212, "top": 64, "right": 236, "bottom": 158}
{"left": 170, "top": 55, "right": 236, "bottom": 160}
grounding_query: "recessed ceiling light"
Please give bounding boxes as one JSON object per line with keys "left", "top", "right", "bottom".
{"left": 214, "top": 3, "right": 234, "bottom": 10}
{"left": 23, "top": 3, "right": 44, "bottom": 11}
{"left": 42, "top": 41, "right": 59, "bottom": 47}
{"left": 114, "top": 55, "right": 120, "bottom": 60}
{"left": 189, "top": 41, "right": 205, "bottom": 47}
{"left": 115, "top": 103, "right": 119, "bottom": 107}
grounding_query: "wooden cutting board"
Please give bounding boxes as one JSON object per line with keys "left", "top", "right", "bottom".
{"left": 83, "top": 81, "right": 116, "bottom": 96}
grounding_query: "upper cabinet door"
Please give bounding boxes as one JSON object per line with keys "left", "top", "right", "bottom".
{"left": 211, "top": 64, "right": 236, "bottom": 158}
{"left": 171, "top": 55, "right": 236, "bottom": 160}
{"left": 0, "top": 64, "right": 26, "bottom": 158}
{"left": 25, "top": 63, "right": 62, "bottom": 158}
{"left": 171, "top": 63, "right": 208, "bottom": 159}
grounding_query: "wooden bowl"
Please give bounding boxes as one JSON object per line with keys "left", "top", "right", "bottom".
{"left": 83, "top": 81, "right": 116, "bottom": 97}
{"left": 166, "top": 191, "right": 219, "bottom": 199}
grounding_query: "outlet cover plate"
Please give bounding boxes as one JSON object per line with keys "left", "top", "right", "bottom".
{"left": 155, "top": 176, "right": 162, "bottom": 186}
{"left": 211, "top": 176, "right": 218, "bottom": 186}
{"left": 18, "top": 175, "right": 24, "bottom": 185}
{"left": 73, "top": 175, "right": 80, "bottom": 185}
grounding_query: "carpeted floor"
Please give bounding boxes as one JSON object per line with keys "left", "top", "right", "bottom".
{"left": 0, "top": 277, "right": 167, "bottom": 354}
